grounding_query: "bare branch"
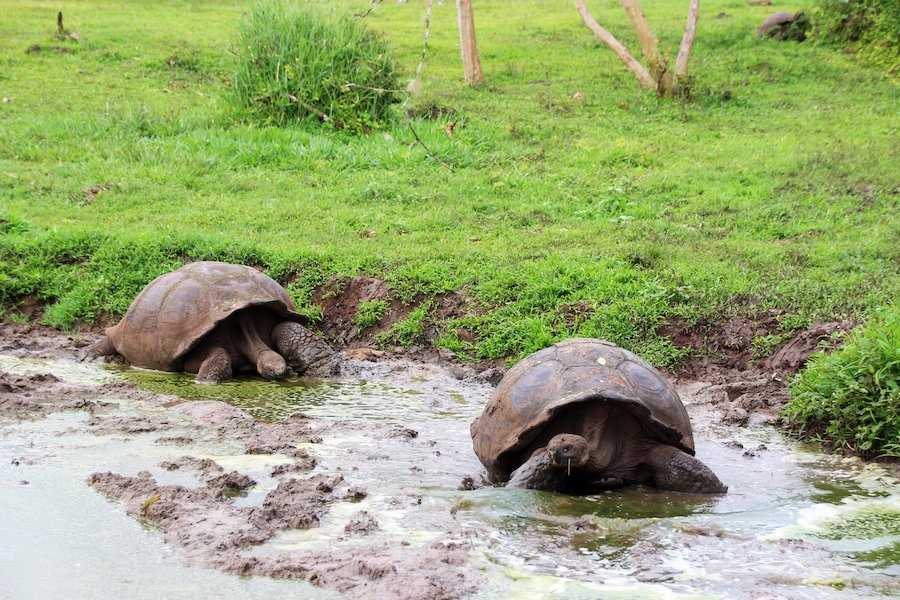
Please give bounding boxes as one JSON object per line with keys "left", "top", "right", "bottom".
{"left": 620, "top": 0, "right": 662, "bottom": 73}
{"left": 574, "top": 0, "right": 656, "bottom": 91}
{"left": 674, "top": 0, "right": 699, "bottom": 81}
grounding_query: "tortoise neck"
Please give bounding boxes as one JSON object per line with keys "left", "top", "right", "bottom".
{"left": 234, "top": 309, "right": 276, "bottom": 363}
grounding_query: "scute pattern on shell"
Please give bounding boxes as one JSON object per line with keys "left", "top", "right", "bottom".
{"left": 107, "top": 262, "right": 301, "bottom": 371}
{"left": 471, "top": 338, "right": 694, "bottom": 482}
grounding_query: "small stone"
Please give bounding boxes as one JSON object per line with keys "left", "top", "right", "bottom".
{"left": 458, "top": 476, "right": 477, "bottom": 491}
{"left": 343, "top": 486, "right": 367, "bottom": 501}
{"left": 389, "top": 426, "right": 418, "bottom": 440}
{"left": 474, "top": 367, "right": 504, "bottom": 386}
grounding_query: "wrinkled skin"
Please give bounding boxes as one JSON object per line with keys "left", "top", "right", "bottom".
{"left": 505, "top": 404, "right": 727, "bottom": 494}
{"left": 86, "top": 307, "right": 338, "bottom": 383}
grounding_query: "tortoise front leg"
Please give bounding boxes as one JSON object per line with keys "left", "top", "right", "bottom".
{"left": 271, "top": 321, "right": 337, "bottom": 375}
{"left": 507, "top": 448, "right": 566, "bottom": 491}
{"left": 79, "top": 335, "right": 117, "bottom": 362}
{"left": 195, "top": 346, "right": 233, "bottom": 383}
{"left": 644, "top": 445, "right": 727, "bottom": 494}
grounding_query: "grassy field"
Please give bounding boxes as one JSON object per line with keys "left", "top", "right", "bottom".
{"left": 1, "top": 0, "right": 897, "bottom": 366}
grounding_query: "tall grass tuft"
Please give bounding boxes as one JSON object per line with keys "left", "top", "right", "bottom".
{"left": 784, "top": 307, "right": 900, "bottom": 458}
{"left": 231, "top": 0, "right": 399, "bottom": 131}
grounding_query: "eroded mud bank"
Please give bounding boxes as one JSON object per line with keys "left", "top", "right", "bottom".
{"left": 1, "top": 322, "right": 897, "bottom": 600}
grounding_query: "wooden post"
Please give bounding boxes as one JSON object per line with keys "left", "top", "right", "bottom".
{"left": 456, "top": 0, "right": 484, "bottom": 85}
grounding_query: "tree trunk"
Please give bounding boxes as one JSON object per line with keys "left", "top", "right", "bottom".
{"left": 620, "top": 0, "right": 663, "bottom": 76}
{"left": 674, "top": 0, "right": 699, "bottom": 84}
{"left": 456, "top": 0, "right": 484, "bottom": 85}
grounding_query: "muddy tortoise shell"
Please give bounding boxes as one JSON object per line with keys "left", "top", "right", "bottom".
{"left": 470, "top": 338, "right": 695, "bottom": 483}
{"left": 105, "top": 261, "right": 302, "bottom": 371}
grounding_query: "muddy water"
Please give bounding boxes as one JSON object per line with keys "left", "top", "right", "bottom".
{"left": 1, "top": 356, "right": 898, "bottom": 599}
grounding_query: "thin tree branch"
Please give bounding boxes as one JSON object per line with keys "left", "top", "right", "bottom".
{"left": 405, "top": 0, "right": 433, "bottom": 99}
{"left": 408, "top": 122, "right": 452, "bottom": 169}
{"left": 574, "top": 0, "right": 657, "bottom": 91}
{"left": 353, "top": 0, "right": 384, "bottom": 19}
{"left": 620, "top": 0, "right": 662, "bottom": 73}
{"left": 674, "top": 0, "right": 699, "bottom": 81}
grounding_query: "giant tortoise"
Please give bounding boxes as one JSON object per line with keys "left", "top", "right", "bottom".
{"left": 85, "top": 261, "right": 336, "bottom": 382}
{"left": 471, "top": 339, "right": 727, "bottom": 494}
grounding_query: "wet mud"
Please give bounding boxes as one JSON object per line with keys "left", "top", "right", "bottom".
{"left": 0, "top": 323, "right": 481, "bottom": 599}
{"left": 1, "top": 321, "right": 897, "bottom": 600}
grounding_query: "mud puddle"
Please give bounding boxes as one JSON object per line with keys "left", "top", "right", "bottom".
{"left": 1, "top": 354, "right": 898, "bottom": 599}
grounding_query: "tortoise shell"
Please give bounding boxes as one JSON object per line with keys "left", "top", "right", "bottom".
{"left": 106, "top": 261, "right": 301, "bottom": 371}
{"left": 758, "top": 12, "right": 798, "bottom": 35}
{"left": 470, "top": 338, "right": 694, "bottom": 482}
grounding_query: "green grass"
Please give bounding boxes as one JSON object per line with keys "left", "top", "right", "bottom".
{"left": 784, "top": 307, "right": 900, "bottom": 457}
{"left": 376, "top": 301, "right": 431, "bottom": 348}
{"left": 812, "top": 0, "right": 900, "bottom": 74}
{"left": 232, "top": 0, "right": 399, "bottom": 130}
{"left": 355, "top": 299, "right": 389, "bottom": 329}
{"left": 0, "top": 0, "right": 898, "bottom": 368}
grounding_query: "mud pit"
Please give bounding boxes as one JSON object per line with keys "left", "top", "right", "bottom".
{"left": 1, "top": 324, "right": 898, "bottom": 600}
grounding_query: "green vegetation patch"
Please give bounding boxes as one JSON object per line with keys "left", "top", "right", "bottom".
{"left": 784, "top": 307, "right": 900, "bottom": 457}
{"left": 376, "top": 302, "right": 431, "bottom": 348}
{"left": 232, "top": 0, "right": 399, "bottom": 130}
{"left": 813, "top": 0, "right": 900, "bottom": 74}
{"left": 355, "top": 299, "right": 389, "bottom": 329}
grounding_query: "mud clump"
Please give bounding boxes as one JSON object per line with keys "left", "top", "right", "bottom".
{"left": 251, "top": 474, "right": 342, "bottom": 529}
{"left": 0, "top": 371, "right": 59, "bottom": 392}
{"left": 314, "top": 276, "right": 392, "bottom": 345}
{"left": 205, "top": 471, "right": 256, "bottom": 498}
{"left": 87, "top": 413, "right": 174, "bottom": 435}
{"left": 344, "top": 510, "right": 380, "bottom": 535}
{"left": 88, "top": 471, "right": 271, "bottom": 554}
{"left": 0, "top": 369, "right": 113, "bottom": 420}
{"left": 87, "top": 469, "right": 478, "bottom": 599}
{"left": 222, "top": 540, "right": 480, "bottom": 600}
{"left": 0, "top": 322, "right": 95, "bottom": 358}
{"left": 388, "top": 425, "right": 419, "bottom": 440}
{"left": 160, "top": 456, "right": 225, "bottom": 477}
{"left": 342, "top": 485, "right": 368, "bottom": 501}
{"left": 155, "top": 435, "right": 194, "bottom": 446}
{"left": 172, "top": 402, "right": 319, "bottom": 455}
{"left": 271, "top": 450, "right": 317, "bottom": 476}
{"left": 763, "top": 321, "right": 852, "bottom": 372}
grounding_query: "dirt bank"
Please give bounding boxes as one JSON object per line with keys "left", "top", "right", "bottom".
{"left": 663, "top": 315, "right": 853, "bottom": 427}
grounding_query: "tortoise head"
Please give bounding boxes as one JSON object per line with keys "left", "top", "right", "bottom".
{"left": 547, "top": 434, "right": 590, "bottom": 473}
